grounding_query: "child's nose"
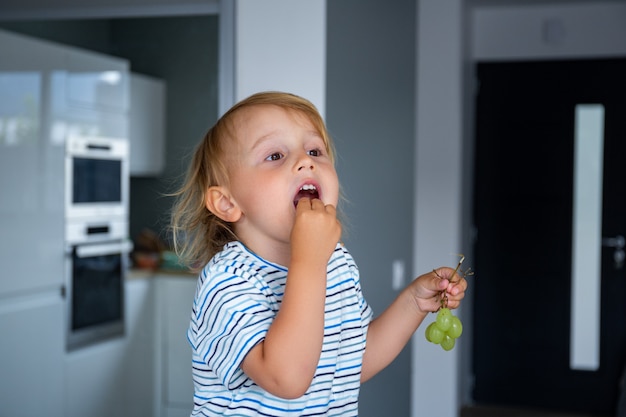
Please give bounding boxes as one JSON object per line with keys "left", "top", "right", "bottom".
{"left": 296, "top": 153, "right": 315, "bottom": 171}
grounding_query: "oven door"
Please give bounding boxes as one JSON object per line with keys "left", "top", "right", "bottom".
{"left": 67, "top": 239, "right": 132, "bottom": 350}
{"left": 65, "top": 135, "right": 129, "bottom": 220}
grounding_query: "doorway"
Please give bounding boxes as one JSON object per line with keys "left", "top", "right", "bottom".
{"left": 471, "top": 59, "right": 626, "bottom": 415}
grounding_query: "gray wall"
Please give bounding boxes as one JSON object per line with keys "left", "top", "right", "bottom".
{"left": 327, "top": 1, "right": 416, "bottom": 415}
{"left": 0, "top": 16, "right": 219, "bottom": 244}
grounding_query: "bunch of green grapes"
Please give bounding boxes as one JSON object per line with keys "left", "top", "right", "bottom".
{"left": 425, "top": 308, "right": 463, "bottom": 351}
{"left": 424, "top": 254, "right": 471, "bottom": 351}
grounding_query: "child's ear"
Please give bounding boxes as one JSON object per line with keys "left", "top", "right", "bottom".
{"left": 205, "top": 186, "right": 242, "bottom": 223}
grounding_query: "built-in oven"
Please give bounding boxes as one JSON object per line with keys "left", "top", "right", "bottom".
{"left": 64, "top": 133, "right": 131, "bottom": 350}
{"left": 65, "top": 134, "right": 129, "bottom": 220}
{"left": 65, "top": 227, "right": 132, "bottom": 351}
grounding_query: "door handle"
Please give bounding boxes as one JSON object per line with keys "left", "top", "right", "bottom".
{"left": 602, "top": 235, "right": 625, "bottom": 269}
{"left": 75, "top": 240, "right": 133, "bottom": 258}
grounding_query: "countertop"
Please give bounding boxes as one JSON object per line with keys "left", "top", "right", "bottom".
{"left": 127, "top": 267, "right": 196, "bottom": 280}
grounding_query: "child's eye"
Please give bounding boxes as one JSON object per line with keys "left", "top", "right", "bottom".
{"left": 265, "top": 152, "right": 283, "bottom": 161}
{"left": 307, "top": 149, "right": 322, "bottom": 157}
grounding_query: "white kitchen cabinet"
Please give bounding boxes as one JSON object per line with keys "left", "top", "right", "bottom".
{"left": 60, "top": 47, "right": 129, "bottom": 139}
{"left": 1, "top": 28, "right": 128, "bottom": 297}
{"left": 0, "top": 293, "right": 65, "bottom": 417}
{"left": 66, "top": 48, "right": 129, "bottom": 114}
{"left": 65, "top": 337, "right": 128, "bottom": 417}
{"left": 0, "top": 27, "right": 144, "bottom": 417}
{"left": 155, "top": 274, "right": 196, "bottom": 417}
{"left": 129, "top": 72, "right": 166, "bottom": 176}
{"left": 0, "top": 28, "right": 66, "bottom": 297}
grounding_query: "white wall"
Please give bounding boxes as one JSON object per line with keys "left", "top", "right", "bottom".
{"left": 412, "top": 1, "right": 467, "bottom": 416}
{"left": 472, "top": 2, "right": 626, "bottom": 61}
{"left": 231, "top": 0, "right": 326, "bottom": 116}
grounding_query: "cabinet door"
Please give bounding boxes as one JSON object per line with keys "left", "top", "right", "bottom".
{"left": 65, "top": 338, "right": 127, "bottom": 417}
{"left": 0, "top": 293, "right": 65, "bottom": 417}
{"left": 0, "top": 29, "right": 65, "bottom": 297}
{"left": 124, "top": 278, "right": 156, "bottom": 417}
{"left": 63, "top": 47, "right": 129, "bottom": 138}
{"left": 66, "top": 48, "right": 129, "bottom": 113}
{"left": 157, "top": 276, "right": 196, "bottom": 415}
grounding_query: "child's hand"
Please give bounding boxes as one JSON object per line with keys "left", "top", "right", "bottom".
{"left": 291, "top": 197, "right": 341, "bottom": 266}
{"left": 409, "top": 267, "right": 467, "bottom": 314}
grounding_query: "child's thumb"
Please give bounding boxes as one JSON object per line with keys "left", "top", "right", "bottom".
{"left": 432, "top": 268, "right": 451, "bottom": 289}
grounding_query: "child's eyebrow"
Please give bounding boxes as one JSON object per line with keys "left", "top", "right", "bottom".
{"left": 249, "top": 132, "right": 279, "bottom": 152}
{"left": 307, "top": 132, "right": 328, "bottom": 148}
{"left": 247, "top": 129, "right": 324, "bottom": 152}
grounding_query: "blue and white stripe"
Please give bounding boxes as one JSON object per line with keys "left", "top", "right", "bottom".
{"left": 187, "top": 241, "right": 373, "bottom": 416}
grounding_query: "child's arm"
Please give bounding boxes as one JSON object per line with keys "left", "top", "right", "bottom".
{"left": 241, "top": 198, "right": 341, "bottom": 399}
{"left": 360, "top": 267, "right": 467, "bottom": 383}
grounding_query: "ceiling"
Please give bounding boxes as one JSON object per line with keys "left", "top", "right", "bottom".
{"left": 0, "top": 0, "right": 219, "bottom": 20}
{"left": 471, "top": 0, "right": 625, "bottom": 6}
{"left": 1, "top": 0, "right": 624, "bottom": 22}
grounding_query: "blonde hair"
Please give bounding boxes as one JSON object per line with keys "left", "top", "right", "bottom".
{"left": 169, "top": 91, "right": 337, "bottom": 272}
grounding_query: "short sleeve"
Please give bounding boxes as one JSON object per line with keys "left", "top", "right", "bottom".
{"left": 189, "top": 261, "right": 278, "bottom": 389}
{"left": 339, "top": 245, "right": 374, "bottom": 329}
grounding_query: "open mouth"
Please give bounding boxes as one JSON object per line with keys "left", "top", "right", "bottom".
{"left": 293, "top": 184, "right": 320, "bottom": 207}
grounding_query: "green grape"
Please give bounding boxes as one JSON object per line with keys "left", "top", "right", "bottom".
{"left": 435, "top": 308, "right": 453, "bottom": 331}
{"left": 426, "top": 322, "right": 445, "bottom": 344}
{"left": 426, "top": 308, "right": 464, "bottom": 350}
{"left": 425, "top": 322, "right": 435, "bottom": 343}
{"left": 425, "top": 322, "right": 434, "bottom": 342}
{"left": 448, "top": 315, "right": 463, "bottom": 339}
{"left": 441, "top": 335, "right": 455, "bottom": 351}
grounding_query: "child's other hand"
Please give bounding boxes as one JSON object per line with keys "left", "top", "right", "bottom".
{"left": 410, "top": 267, "right": 467, "bottom": 314}
{"left": 291, "top": 197, "right": 341, "bottom": 265}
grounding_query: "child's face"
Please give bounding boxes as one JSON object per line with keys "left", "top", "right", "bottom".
{"left": 223, "top": 104, "right": 339, "bottom": 260}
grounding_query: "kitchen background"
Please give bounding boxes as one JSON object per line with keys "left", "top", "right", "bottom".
{"left": 0, "top": 5, "right": 410, "bottom": 417}
{"left": 1, "top": 1, "right": 626, "bottom": 417}
{"left": 0, "top": 19, "right": 211, "bottom": 416}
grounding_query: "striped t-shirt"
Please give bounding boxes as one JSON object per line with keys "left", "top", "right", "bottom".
{"left": 188, "top": 241, "right": 373, "bottom": 416}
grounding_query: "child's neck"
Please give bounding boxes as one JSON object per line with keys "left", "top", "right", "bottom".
{"left": 239, "top": 237, "right": 292, "bottom": 268}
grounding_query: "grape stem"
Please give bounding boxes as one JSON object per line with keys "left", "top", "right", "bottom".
{"left": 433, "top": 254, "right": 467, "bottom": 310}
{"left": 450, "top": 254, "right": 465, "bottom": 283}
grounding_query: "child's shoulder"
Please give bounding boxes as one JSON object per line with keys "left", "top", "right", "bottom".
{"left": 204, "top": 241, "right": 286, "bottom": 278}
{"left": 210, "top": 241, "right": 245, "bottom": 262}
{"left": 198, "top": 241, "right": 288, "bottom": 297}
{"left": 336, "top": 241, "right": 353, "bottom": 257}
{"left": 330, "top": 242, "right": 359, "bottom": 270}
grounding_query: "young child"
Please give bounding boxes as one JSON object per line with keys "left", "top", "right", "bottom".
{"left": 170, "top": 91, "right": 467, "bottom": 416}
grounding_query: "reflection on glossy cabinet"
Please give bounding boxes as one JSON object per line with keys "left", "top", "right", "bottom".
{"left": 129, "top": 73, "right": 166, "bottom": 177}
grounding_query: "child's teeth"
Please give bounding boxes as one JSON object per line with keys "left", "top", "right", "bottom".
{"left": 301, "top": 184, "right": 316, "bottom": 191}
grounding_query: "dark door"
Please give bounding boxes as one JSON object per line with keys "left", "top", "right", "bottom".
{"left": 472, "top": 59, "right": 626, "bottom": 415}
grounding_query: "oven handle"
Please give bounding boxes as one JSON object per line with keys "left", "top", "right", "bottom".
{"left": 75, "top": 240, "right": 134, "bottom": 258}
